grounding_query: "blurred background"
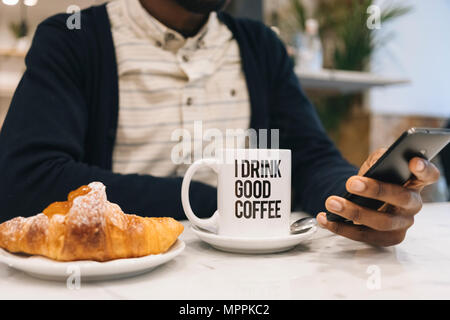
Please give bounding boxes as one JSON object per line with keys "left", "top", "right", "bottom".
{"left": 0, "top": 0, "right": 449, "bottom": 200}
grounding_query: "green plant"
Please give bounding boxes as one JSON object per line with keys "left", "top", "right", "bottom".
{"left": 290, "top": 0, "right": 411, "bottom": 134}
{"left": 318, "top": 0, "right": 411, "bottom": 71}
{"left": 290, "top": 0, "right": 307, "bottom": 32}
{"left": 9, "top": 20, "right": 28, "bottom": 39}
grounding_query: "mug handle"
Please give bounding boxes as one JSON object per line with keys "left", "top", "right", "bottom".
{"left": 181, "top": 158, "right": 220, "bottom": 233}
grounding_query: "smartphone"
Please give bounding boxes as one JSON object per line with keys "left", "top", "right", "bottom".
{"left": 326, "top": 127, "right": 450, "bottom": 222}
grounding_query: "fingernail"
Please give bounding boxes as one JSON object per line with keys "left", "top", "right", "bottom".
{"left": 317, "top": 214, "right": 327, "bottom": 227}
{"left": 349, "top": 179, "right": 366, "bottom": 192}
{"left": 327, "top": 199, "right": 343, "bottom": 212}
{"left": 416, "top": 159, "right": 425, "bottom": 172}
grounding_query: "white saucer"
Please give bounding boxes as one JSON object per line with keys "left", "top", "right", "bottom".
{"left": 191, "top": 226, "right": 316, "bottom": 254}
{"left": 0, "top": 240, "right": 185, "bottom": 281}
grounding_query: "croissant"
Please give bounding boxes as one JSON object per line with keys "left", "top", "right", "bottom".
{"left": 0, "top": 182, "right": 184, "bottom": 262}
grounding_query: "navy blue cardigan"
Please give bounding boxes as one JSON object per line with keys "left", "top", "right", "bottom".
{"left": 0, "top": 4, "right": 357, "bottom": 222}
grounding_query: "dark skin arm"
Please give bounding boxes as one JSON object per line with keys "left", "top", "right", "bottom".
{"left": 317, "top": 148, "right": 441, "bottom": 246}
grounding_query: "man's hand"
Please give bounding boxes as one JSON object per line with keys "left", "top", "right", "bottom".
{"left": 316, "top": 148, "right": 441, "bottom": 246}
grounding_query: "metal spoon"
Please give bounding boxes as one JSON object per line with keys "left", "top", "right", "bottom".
{"left": 290, "top": 217, "right": 317, "bottom": 234}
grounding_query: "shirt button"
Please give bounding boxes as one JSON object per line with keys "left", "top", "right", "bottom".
{"left": 165, "top": 33, "right": 175, "bottom": 41}
{"left": 182, "top": 55, "right": 189, "bottom": 63}
{"left": 197, "top": 40, "right": 205, "bottom": 49}
{"left": 155, "top": 40, "right": 162, "bottom": 47}
{"left": 230, "top": 89, "right": 236, "bottom": 96}
{"left": 186, "top": 97, "right": 193, "bottom": 106}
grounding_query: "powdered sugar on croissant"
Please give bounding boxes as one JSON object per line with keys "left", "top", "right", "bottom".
{"left": 0, "top": 182, "right": 184, "bottom": 262}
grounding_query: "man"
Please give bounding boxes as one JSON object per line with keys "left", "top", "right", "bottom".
{"left": 0, "top": 0, "right": 440, "bottom": 246}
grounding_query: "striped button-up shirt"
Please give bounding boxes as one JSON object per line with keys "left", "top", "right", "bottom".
{"left": 107, "top": 0, "right": 251, "bottom": 186}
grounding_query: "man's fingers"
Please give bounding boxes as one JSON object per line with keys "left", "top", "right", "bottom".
{"left": 316, "top": 212, "right": 407, "bottom": 247}
{"left": 345, "top": 176, "right": 422, "bottom": 214}
{"left": 409, "top": 157, "right": 440, "bottom": 186}
{"left": 359, "top": 148, "right": 387, "bottom": 176}
{"left": 325, "top": 196, "right": 414, "bottom": 231}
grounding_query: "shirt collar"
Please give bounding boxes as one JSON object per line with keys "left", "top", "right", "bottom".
{"left": 121, "top": 0, "right": 219, "bottom": 53}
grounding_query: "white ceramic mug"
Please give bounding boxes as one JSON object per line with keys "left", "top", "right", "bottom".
{"left": 181, "top": 149, "right": 291, "bottom": 238}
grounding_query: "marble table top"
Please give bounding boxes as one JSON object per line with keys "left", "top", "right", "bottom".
{"left": 0, "top": 202, "right": 449, "bottom": 299}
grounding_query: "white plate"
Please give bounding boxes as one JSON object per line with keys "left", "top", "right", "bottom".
{"left": 0, "top": 240, "right": 185, "bottom": 281}
{"left": 191, "top": 226, "right": 316, "bottom": 254}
